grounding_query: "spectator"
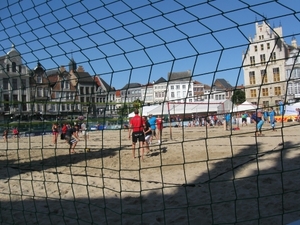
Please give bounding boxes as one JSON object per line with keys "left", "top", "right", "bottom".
{"left": 12, "top": 127, "right": 19, "bottom": 139}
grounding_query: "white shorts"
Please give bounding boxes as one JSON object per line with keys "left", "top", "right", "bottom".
{"left": 145, "top": 135, "right": 151, "bottom": 143}
{"left": 82, "top": 130, "right": 88, "bottom": 135}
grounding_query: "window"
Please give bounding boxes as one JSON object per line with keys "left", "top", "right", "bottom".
{"left": 262, "top": 88, "right": 269, "bottom": 96}
{"left": 182, "top": 85, "right": 186, "bottom": 89}
{"left": 37, "top": 75, "right": 42, "bottom": 83}
{"left": 263, "top": 101, "right": 269, "bottom": 107}
{"left": 261, "top": 70, "right": 268, "bottom": 83}
{"left": 260, "top": 44, "right": 264, "bottom": 51}
{"left": 80, "top": 87, "right": 84, "bottom": 95}
{"left": 19, "top": 65, "right": 22, "bottom": 73}
{"left": 3, "top": 78, "right": 8, "bottom": 89}
{"left": 21, "top": 79, "right": 26, "bottom": 89}
{"left": 273, "top": 68, "right": 280, "bottom": 82}
{"left": 37, "top": 88, "right": 43, "bottom": 97}
{"left": 85, "top": 87, "right": 89, "bottom": 94}
{"left": 250, "top": 89, "right": 257, "bottom": 98}
{"left": 182, "top": 91, "right": 186, "bottom": 98}
{"left": 267, "top": 43, "right": 270, "bottom": 49}
{"left": 6, "top": 64, "right": 9, "bottom": 72}
{"left": 274, "top": 87, "right": 281, "bottom": 95}
{"left": 12, "top": 62, "right": 17, "bottom": 72}
{"left": 260, "top": 54, "right": 266, "bottom": 64}
{"left": 254, "top": 45, "right": 257, "bottom": 52}
{"left": 171, "top": 92, "right": 175, "bottom": 98}
{"left": 176, "top": 91, "right": 180, "bottom": 98}
{"left": 249, "top": 71, "right": 256, "bottom": 85}
{"left": 176, "top": 85, "right": 180, "bottom": 90}
{"left": 12, "top": 78, "right": 18, "bottom": 90}
{"left": 22, "top": 95, "right": 27, "bottom": 111}
{"left": 250, "top": 56, "right": 255, "bottom": 66}
{"left": 170, "top": 85, "right": 174, "bottom": 90}
{"left": 270, "top": 52, "right": 276, "bottom": 62}
{"left": 13, "top": 95, "right": 18, "bottom": 108}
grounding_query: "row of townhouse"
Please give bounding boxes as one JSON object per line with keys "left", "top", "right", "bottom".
{"left": 115, "top": 70, "right": 236, "bottom": 107}
{"left": 243, "top": 21, "right": 300, "bottom": 107}
{"left": 0, "top": 45, "right": 238, "bottom": 122}
{"left": 0, "top": 45, "right": 116, "bottom": 121}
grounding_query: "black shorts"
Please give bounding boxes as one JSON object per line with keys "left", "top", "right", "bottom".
{"left": 242, "top": 118, "right": 247, "bottom": 122}
{"left": 132, "top": 131, "right": 145, "bottom": 143}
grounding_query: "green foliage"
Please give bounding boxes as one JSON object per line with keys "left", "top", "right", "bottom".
{"left": 231, "top": 89, "right": 245, "bottom": 104}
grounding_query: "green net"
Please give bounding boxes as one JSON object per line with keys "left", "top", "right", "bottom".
{"left": 0, "top": 0, "right": 300, "bottom": 224}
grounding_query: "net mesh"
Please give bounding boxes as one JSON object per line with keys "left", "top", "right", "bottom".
{"left": 0, "top": 1, "right": 300, "bottom": 224}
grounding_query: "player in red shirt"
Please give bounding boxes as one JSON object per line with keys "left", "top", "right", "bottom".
{"left": 128, "top": 108, "right": 145, "bottom": 160}
{"left": 156, "top": 115, "right": 163, "bottom": 144}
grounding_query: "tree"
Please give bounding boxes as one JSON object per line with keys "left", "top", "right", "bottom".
{"left": 231, "top": 89, "right": 245, "bottom": 104}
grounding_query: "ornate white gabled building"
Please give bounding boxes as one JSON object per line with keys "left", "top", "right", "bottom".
{"left": 0, "top": 45, "right": 31, "bottom": 119}
{"left": 242, "top": 21, "right": 295, "bottom": 107}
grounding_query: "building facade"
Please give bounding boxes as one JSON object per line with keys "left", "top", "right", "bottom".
{"left": 286, "top": 38, "right": 300, "bottom": 103}
{"left": 242, "top": 21, "right": 297, "bottom": 107}
{"left": 0, "top": 45, "right": 31, "bottom": 121}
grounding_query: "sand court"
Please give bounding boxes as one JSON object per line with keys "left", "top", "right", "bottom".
{"left": 0, "top": 122, "right": 300, "bottom": 224}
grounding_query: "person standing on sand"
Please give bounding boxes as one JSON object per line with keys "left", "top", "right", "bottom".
{"left": 128, "top": 108, "right": 145, "bottom": 160}
{"left": 81, "top": 122, "right": 89, "bottom": 140}
{"left": 65, "top": 126, "right": 79, "bottom": 154}
{"left": 3, "top": 128, "right": 8, "bottom": 143}
{"left": 156, "top": 115, "right": 163, "bottom": 144}
{"left": 148, "top": 114, "right": 157, "bottom": 143}
{"left": 269, "top": 107, "right": 277, "bottom": 131}
{"left": 241, "top": 112, "right": 248, "bottom": 126}
{"left": 52, "top": 123, "right": 59, "bottom": 144}
{"left": 143, "top": 116, "right": 152, "bottom": 155}
{"left": 61, "top": 123, "right": 68, "bottom": 140}
{"left": 251, "top": 110, "right": 264, "bottom": 136}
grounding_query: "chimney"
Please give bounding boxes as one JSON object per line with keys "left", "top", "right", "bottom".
{"left": 59, "top": 66, "right": 66, "bottom": 72}
{"left": 291, "top": 37, "right": 297, "bottom": 48}
{"left": 77, "top": 65, "right": 84, "bottom": 72}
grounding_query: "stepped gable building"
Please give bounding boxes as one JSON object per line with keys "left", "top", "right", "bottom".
{"left": 242, "top": 21, "right": 298, "bottom": 107}
{"left": 94, "top": 76, "right": 116, "bottom": 115}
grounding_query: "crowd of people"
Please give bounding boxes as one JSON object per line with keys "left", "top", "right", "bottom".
{"left": 1, "top": 107, "right": 279, "bottom": 156}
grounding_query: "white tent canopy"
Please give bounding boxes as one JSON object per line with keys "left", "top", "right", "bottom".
{"left": 231, "top": 101, "right": 257, "bottom": 112}
{"left": 285, "top": 102, "right": 300, "bottom": 115}
{"left": 128, "top": 100, "right": 233, "bottom": 117}
{"left": 128, "top": 105, "right": 159, "bottom": 118}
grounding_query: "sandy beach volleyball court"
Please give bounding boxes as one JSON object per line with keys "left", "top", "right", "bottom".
{"left": 0, "top": 122, "right": 300, "bottom": 225}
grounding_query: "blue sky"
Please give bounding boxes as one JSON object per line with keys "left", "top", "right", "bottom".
{"left": 0, "top": 0, "right": 299, "bottom": 89}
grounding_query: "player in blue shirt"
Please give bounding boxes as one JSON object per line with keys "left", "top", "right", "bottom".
{"left": 269, "top": 107, "right": 276, "bottom": 131}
